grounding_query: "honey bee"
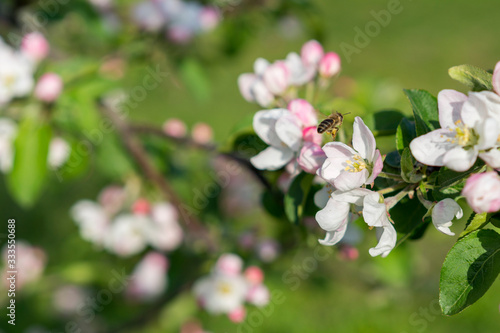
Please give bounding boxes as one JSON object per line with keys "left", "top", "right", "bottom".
{"left": 317, "top": 111, "right": 350, "bottom": 140}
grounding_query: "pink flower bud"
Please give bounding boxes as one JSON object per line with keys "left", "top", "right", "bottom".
{"left": 302, "top": 126, "right": 322, "bottom": 146}
{"left": 21, "top": 32, "right": 49, "bottom": 61}
{"left": 199, "top": 7, "right": 220, "bottom": 31}
{"left": 215, "top": 253, "right": 243, "bottom": 276}
{"left": 246, "top": 284, "right": 270, "bottom": 307}
{"left": 319, "top": 52, "right": 341, "bottom": 78}
{"left": 298, "top": 142, "right": 326, "bottom": 174}
{"left": 228, "top": 306, "right": 246, "bottom": 323}
{"left": 98, "top": 185, "right": 126, "bottom": 216}
{"left": 132, "top": 198, "right": 151, "bottom": 215}
{"left": 192, "top": 122, "right": 213, "bottom": 144}
{"left": 301, "top": 40, "right": 324, "bottom": 67}
{"left": 167, "top": 26, "right": 193, "bottom": 44}
{"left": 163, "top": 118, "right": 187, "bottom": 138}
{"left": 288, "top": 99, "right": 317, "bottom": 128}
{"left": 34, "top": 73, "right": 63, "bottom": 103}
{"left": 338, "top": 244, "right": 359, "bottom": 261}
{"left": 263, "top": 61, "right": 289, "bottom": 95}
{"left": 244, "top": 266, "right": 264, "bottom": 285}
{"left": 493, "top": 61, "right": 500, "bottom": 96}
{"left": 127, "top": 252, "right": 169, "bottom": 301}
{"left": 462, "top": 172, "right": 500, "bottom": 213}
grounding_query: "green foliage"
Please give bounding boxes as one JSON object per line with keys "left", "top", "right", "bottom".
{"left": 448, "top": 65, "right": 493, "bottom": 91}
{"left": 460, "top": 213, "right": 490, "bottom": 238}
{"left": 7, "top": 111, "right": 52, "bottom": 207}
{"left": 440, "top": 229, "right": 500, "bottom": 315}
{"left": 179, "top": 58, "right": 211, "bottom": 102}
{"left": 371, "top": 110, "right": 405, "bottom": 136}
{"left": 284, "top": 172, "right": 315, "bottom": 224}
{"left": 395, "top": 118, "right": 416, "bottom": 153}
{"left": 400, "top": 148, "right": 422, "bottom": 183}
{"left": 403, "top": 89, "right": 439, "bottom": 136}
{"left": 389, "top": 195, "right": 429, "bottom": 242}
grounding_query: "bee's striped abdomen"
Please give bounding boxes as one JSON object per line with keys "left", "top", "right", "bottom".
{"left": 317, "top": 118, "right": 334, "bottom": 133}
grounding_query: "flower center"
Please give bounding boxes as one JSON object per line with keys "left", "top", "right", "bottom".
{"left": 3, "top": 75, "right": 16, "bottom": 88}
{"left": 344, "top": 154, "right": 368, "bottom": 173}
{"left": 217, "top": 282, "right": 233, "bottom": 295}
{"left": 444, "top": 120, "right": 478, "bottom": 147}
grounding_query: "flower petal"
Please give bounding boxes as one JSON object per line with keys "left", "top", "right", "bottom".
{"left": 409, "top": 129, "right": 456, "bottom": 167}
{"left": 253, "top": 58, "right": 269, "bottom": 76}
{"left": 437, "top": 89, "right": 468, "bottom": 129}
{"left": 253, "top": 109, "right": 288, "bottom": 146}
{"left": 288, "top": 99, "right": 317, "bottom": 127}
{"left": 362, "top": 192, "right": 387, "bottom": 227}
{"left": 476, "top": 117, "right": 499, "bottom": 150}
{"left": 251, "top": 80, "right": 274, "bottom": 107}
{"left": 314, "top": 185, "right": 332, "bottom": 209}
{"left": 461, "top": 91, "right": 500, "bottom": 128}
{"left": 368, "top": 224, "right": 397, "bottom": 258}
{"left": 315, "top": 197, "right": 350, "bottom": 231}
{"left": 237, "top": 73, "right": 257, "bottom": 102}
{"left": 366, "top": 149, "right": 383, "bottom": 185}
{"left": 318, "top": 222, "right": 348, "bottom": 246}
{"left": 431, "top": 198, "right": 461, "bottom": 236}
{"left": 493, "top": 61, "right": 500, "bottom": 95}
{"left": 333, "top": 169, "right": 369, "bottom": 192}
{"left": 250, "top": 146, "right": 293, "bottom": 170}
{"left": 479, "top": 148, "right": 500, "bottom": 168}
{"left": 332, "top": 188, "right": 372, "bottom": 206}
{"left": 352, "top": 116, "right": 376, "bottom": 161}
{"left": 275, "top": 113, "right": 303, "bottom": 151}
{"left": 442, "top": 146, "right": 478, "bottom": 172}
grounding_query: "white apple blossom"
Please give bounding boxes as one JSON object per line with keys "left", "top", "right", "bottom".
{"left": 105, "top": 214, "right": 149, "bottom": 257}
{"left": 237, "top": 58, "right": 274, "bottom": 107}
{"left": 493, "top": 61, "right": 500, "bottom": 96}
{"left": 462, "top": 171, "right": 500, "bottom": 213}
{"left": 317, "top": 116, "right": 383, "bottom": 191}
{"left": 431, "top": 198, "right": 463, "bottom": 236}
{"left": 2, "top": 241, "right": 46, "bottom": 290}
{"left": 145, "top": 202, "right": 184, "bottom": 251}
{"left": 285, "top": 52, "right": 316, "bottom": 86}
{"left": 71, "top": 200, "right": 110, "bottom": 245}
{"left": 0, "top": 118, "right": 17, "bottom": 172}
{"left": 48, "top": 137, "right": 70, "bottom": 168}
{"left": 315, "top": 188, "right": 397, "bottom": 257}
{"left": 0, "top": 41, "right": 34, "bottom": 106}
{"left": 301, "top": 40, "right": 324, "bottom": 68}
{"left": 410, "top": 90, "right": 500, "bottom": 172}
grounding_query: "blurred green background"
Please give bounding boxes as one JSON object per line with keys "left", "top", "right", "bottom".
{"left": 1, "top": 0, "right": 500, "bottom": 332}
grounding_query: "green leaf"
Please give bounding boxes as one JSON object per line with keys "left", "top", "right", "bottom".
{"left": 7, "top": 113, "right": 52, "bottom": 207}
{"left": 390, "top": 195, "right": 429, "bottom": 242}
{"left": 261, "top": 190, "right": 284, "bottom": 219}
{"left": 396, "top": 118, "right": 417, "bottom": 152}
{"left": 448, "top": 65, "right": 493, "bottom": 92}
{"left": 385, "top": 150, "right": 401, "bottom": 169}
{"left": 284, "top": 172, "right": 315, "bottom": 224}
{"left": 371, "top": 110, "right": 405, "bottom": 136}
{"left": 400, "top": 148, "right": 422, "bottom": 183}
{"left": 179, "top": 58, "right": 211, "bottom": 102}
{"left": 436, "top": 161, "right": 485, "bottom": 188}
{"left": 440, "top": 229, "right": 500, "bottom": 315}
{"left": 403, "top": 89, "right": 439, "bottom": 136}
{"left": 460, "top": 213, "right": 490, "bottom": 238}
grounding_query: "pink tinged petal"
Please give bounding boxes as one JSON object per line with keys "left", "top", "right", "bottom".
{"left": 493, "top": 61, "right": 500, "bottom": 95}
{"left": 253, "top": 58, "right": 269, "bottom": 76}
{"left": 479, "top": 148, "right": 500, "bottom": 168}
{"left": 409, "top": 129, "right": 456, "bottom": 167}
{"left": 437, "top": 89, "right": 468, "bottom": 129}
{"left": 333, "top": 169, "right": 369, "bottom": 192}
{"left": 366, "top": 150, "right": 383, "bottom": 185}
{"left": 431, "top": 198, "right": 462, "bottom": 236}
{"left": 318, "top": 52, "right": 341, "bottom": 78}
{"left": 368, "top": 224, "right": 397, "bottom": 258}
{"left": 298, "top": 142, "right": 326, "bottom": 174}
{"left": 288, "top": 99, "right": 318, "bottom": 127}
{"left": 250, "top": 146, "right": 294, "bottom": 171}
{"left": 318, "top": 221, "right": 348, "bottom": 246}
{"left": 442, "top": 146, "right": 478, "bottom": 172}
{"left": 352, "top": 116, "right": 376, "bottom": 161}
{"left": 460, "top": 92, "right": 500, "bottom": 128}
{"left": 228, "top": 306, "right": 246, "bottom": 323}
{"left": 275, "top": 113, "right": 303, "bottom": 151}
{"left": 301, "top": 40, "right": 324, "bottom": 67}
{"left": 253, "top": 109, "right": 288, "bottom": 146}
{"left": 263, "top": 61, "right": 290, "bottom": 95}
{"left": 238, "top": 73, "right": 257, "bottom": 102}
{"left": 315, "top": 198, "right": 350, "bottom": 231}
{"left": 251, "top": 80, "right": 274, "bottom": 107}
{"left": 362, "top": 192, "right": 387, "bottom": 227}
{"left": 476, "top": 117, "right": 500, "bottom": 150}
{"left": 302, "top": 126, "right": 323, "bottom": 145}
{"left": 322, "top": 141, "right": 357, "bottom": 159}
{"left": 463, "top": 172, "right": 500, "bottom": 213}
{"left": 216, "top": 253, "right": 243, "bottom": 276}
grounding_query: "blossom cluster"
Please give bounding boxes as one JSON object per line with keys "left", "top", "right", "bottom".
{"left": 132, "top": 0, "right": 220, "bottom": 44}
{"left": 0, "top": 118, "right": 70, "bottom": 173}
{"left": 70, "top": 185, "right": 183, "bottom": 257}
{"left": 1, "top": 241, "right": 46, "bottom": 291}
{"left": 410, "top": 61, "right": 500, "bottom": 215}
{"left": 193, "top": 254, "right": 270, "bottom": 323}
{"left": 0, "top": 33, "right": 63, "bottom": 107}
{"left": 238, "top": 40, "right": 341, "bottom": 107}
